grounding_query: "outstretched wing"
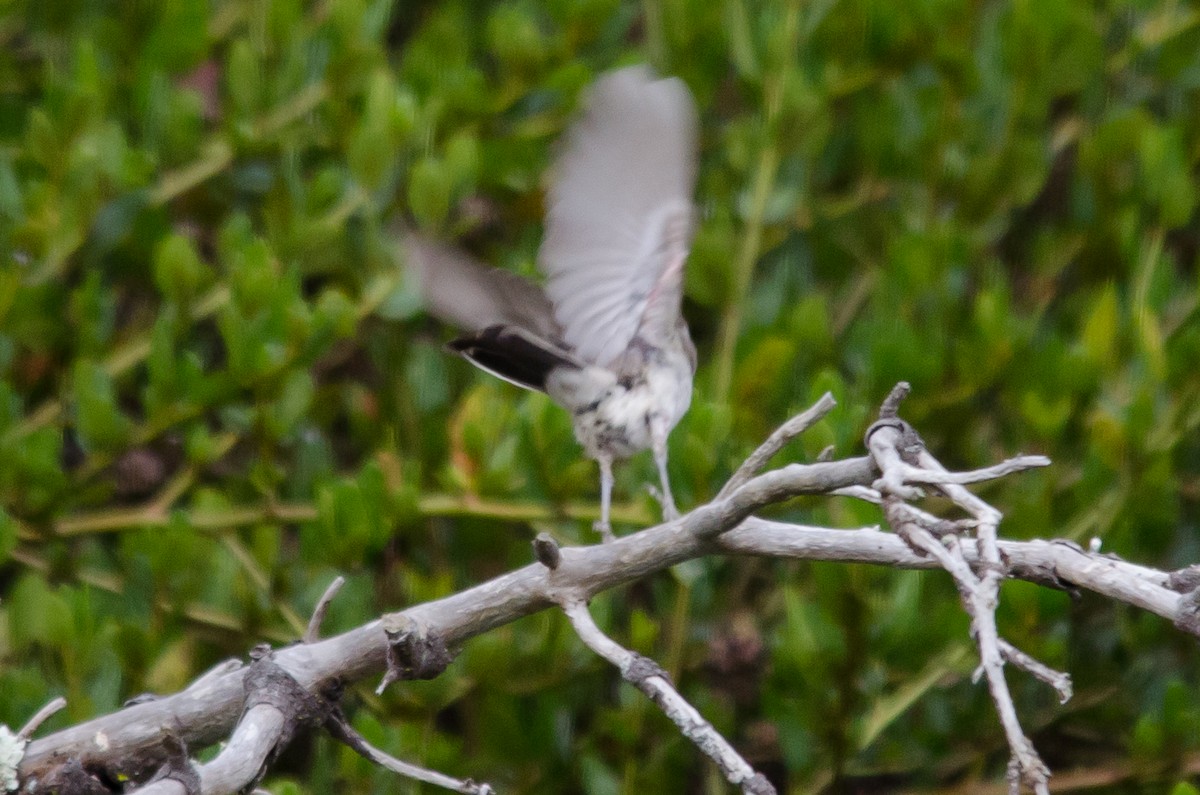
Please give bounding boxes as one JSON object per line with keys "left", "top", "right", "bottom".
{"left": 402, "top": 233, "right": 559, "bottom": 338}
{"left": 538, "top": 66, "right": 698, "bottom": 367}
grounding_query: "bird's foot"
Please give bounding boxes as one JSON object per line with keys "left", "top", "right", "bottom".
{"left": 592, "top": 519, "right": 615, "bottom": 543}
{"left": 646, "top": 484, "right": 680, "bottom": 522}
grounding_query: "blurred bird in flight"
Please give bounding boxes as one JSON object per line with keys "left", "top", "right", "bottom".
{"left": 404, "top": 66, "right": 698, "bottom": 541}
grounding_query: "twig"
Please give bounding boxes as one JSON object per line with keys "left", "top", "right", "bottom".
{"left": 325, "top": 711, "right": 494, "bottom": 794}
{"left": 17, "top": 698, "right": 67, "bottom": 741}
{"left": 897, "top": 455, "right": 1051, "bottom": 487}
{"left": 21, "top": 518, "right": 1183, "bottom": 791}
{"left": 997, "top": 640, "right": 1073, "bottom": 705}
{"left": 18, "top": 387, "right": 1190, "bottom": 793}
{"left": 21, "top": 505, "right": 1187, "bottom": 789}
{"left": 887, "top": 507, "right": 976, "bottom": 583}
{"left": 305, "top": 576, "right": 346, "bottom": 644}
{"left": 560, "top": 600, "right": 775, "bottom": 795}
{"left": 719, "top": 393, "right": 837, "bottom": 497}
{"left": 878, "top": 381, "right": 910, "bottom": 418}
{"left": 830, "top": 484, "right": 883, "bottom": 503}
{"left": 870, "top": 415, "right": 1054, "bottom": 795}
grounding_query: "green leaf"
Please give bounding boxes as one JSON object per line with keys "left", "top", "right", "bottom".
{"left": 153, "top": 234, "right": 206, "bottom": 306}
{"left": 271, "top": 370, "right": 314, "bottom": 437}
{"left": 347, "top": 70, "right": 402, "bottom": 190}
{"left": 1080, "top": 282, "right": 1120, "bottom": 364}
{"left": 72, "top": 359, "right": 131, "bottom": 451}
{"left": 226, "top": 39, "right": 262, "bottom": 116}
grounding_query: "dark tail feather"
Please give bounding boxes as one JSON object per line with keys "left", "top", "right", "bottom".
{"left": 448, "top": 325, "right": 582, "bottom": 392}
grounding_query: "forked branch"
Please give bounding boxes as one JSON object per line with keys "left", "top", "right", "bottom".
{"left": 10, "top": 386, "right": 1191, "bottom": 795}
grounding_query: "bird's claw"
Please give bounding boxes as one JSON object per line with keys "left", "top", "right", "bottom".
{"left": 593, "top": 520, "right": 615, "bottom": 543}
{"left": 646, "top": 484, "right": 680, "bottom": 523}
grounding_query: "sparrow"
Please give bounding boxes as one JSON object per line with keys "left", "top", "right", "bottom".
{"left": 403, "top": 65, "right": 698, "bottom": 541}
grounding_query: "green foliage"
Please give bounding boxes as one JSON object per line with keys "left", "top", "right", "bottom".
{"left": 1, "top": 0, "right": 1200, "bottom": 792}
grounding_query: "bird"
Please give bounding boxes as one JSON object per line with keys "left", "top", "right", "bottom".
{"left": 403, "top": 65, "right": 699, "bottom": 541}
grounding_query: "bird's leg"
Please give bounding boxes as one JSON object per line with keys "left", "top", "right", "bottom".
{"left": 593, "top": 454, "right": 615, "bottom": 543}
{"left": 651, "top": 424, "right": 679, "bottom": 522}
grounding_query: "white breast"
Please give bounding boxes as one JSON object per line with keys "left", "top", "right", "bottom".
{"left": 565, "top": 346, "right": 694, "bottom": 462}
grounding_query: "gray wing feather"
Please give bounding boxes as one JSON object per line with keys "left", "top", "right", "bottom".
{"left": 538, "top": 66, "right": 698, "bottom": 367}
{"left": 402, "top": 233, "right": 559, "bottom": 338}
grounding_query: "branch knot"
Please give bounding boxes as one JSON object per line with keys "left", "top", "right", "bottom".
{"left": 864, "top": 418, "right": 924, "bottom": 466}
{"left": 533, "top": 532, "right": 562, "bottom": 570}
{"left": 377, "top": 616, "right": 456, "bottom": 694}
{"left": 1173, "top": 587, "right": 1200, "bottom": 637}
{"left": 144, "top": 734, "right": 200, "bottom": 795}
{"left": 625, "top": 653, "right": 671, "bottom": 686}
{"left": 242, "top": 646, "right": 333, "bottom": 739}
{"left": 1168, "top": 564, "right": 1200, "bottom": 593}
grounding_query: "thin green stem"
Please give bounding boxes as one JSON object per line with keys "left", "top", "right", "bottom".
{"left": 149, "top": 139, "right": 235, "bottom": 206}
{"left": 50, "top": 494, "right": 654, "bottom": 537}
{"left": 713, "top": 142, "right": 781, "bottom": 400}
{"left": 9, "top": 548, "right": 293, "bottom": 642}
{"left": 712, "top": 0, "right": 801, "bottom": 401}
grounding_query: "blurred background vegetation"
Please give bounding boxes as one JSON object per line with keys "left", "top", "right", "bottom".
{"left": 1, "top": 0, "right": 1199, "bottom": 792}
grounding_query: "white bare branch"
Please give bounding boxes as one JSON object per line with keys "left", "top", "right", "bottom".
{"left": 130, "top": 704, "right": 284, "bottom": 795}
{"left": 869, "top": 418, "right": 1054, "bottom": 794}
{"left": 560, "top": 600, "right": 774, "bottom": 795}
{"left": 325, "top": 711, "right": 494, "bottom": 795}
{"left": 13, "top": 388, "right": 1197, "bottom": 795}
{"left": 17, "top": 698, "right": 67, "bottom": 741}
{"left": 304, "top": 576, "right": 346, "bottom": 644}
{"left": 719, "top": 392, "right": 838, "bottom": 497}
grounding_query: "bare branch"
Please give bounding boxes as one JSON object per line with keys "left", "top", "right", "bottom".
{"left": 898, "top": 454, "right": 1051, "bottom": 487}
{"left": 998, "top": 640, "right": 1073, "bottom": 705}
{"left": 870, "top": 420, "right": 1054, "bottom": 794}
{"left": 20, "top": 515, "right": 1185, "bottom": 791}
{"left": 719, "top": 392, "right": 837, "bottom": 497}
{"left": 830, "top": 484, "right": 882, "bottom": 503}
{"left": 304, "top": 576, "right": 346, "bottom": 644}
{"left": 18, "top": 698, "right": 67, "bottom": 741}
{"left": 878, "top": 381, "right": 911, "bottom": 419}
{"left": 14, "top": 387, "right": 1193, "bottom": 794}
{"left": 717, "top": 520, "right": 1179, "bottom": 615}
{"left": 326, "top": 711, "right": 493, "bottom": 794}
{"left": 561, "top": 600, "right": 775, "bottom": 795}
{"left": 127, "top": 704, "right": 283, "bottom": 795}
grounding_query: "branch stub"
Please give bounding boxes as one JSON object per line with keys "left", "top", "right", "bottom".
{"left": 533, "top": 532, "right": 562, "bottom": 570}
{"left": 377, "top": 616, "right": 455, "bottom": 694}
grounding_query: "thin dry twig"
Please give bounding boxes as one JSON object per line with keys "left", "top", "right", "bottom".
{"left": 830, "top": 484, "right": 883, "bottom": 503}
{"left": 869, "top": 413, "right": 1055, "bottom": 795}
{"left": 326, "top": 711, "right": 494, "bottom": 794}
{"left": 305, "top": 576, "right": 346, "bottom": 644}
{"left": 560, "top": 600, "right": 775, "bottom": 795}
{"left": 17, "top": 698, "right": 67, "bottom": 741}
{"left": 16, "top": 387, "right": 1188, "bottom": 795}
{"left": 997, "top": 640, "right": 1073, "bottom": 705}
{"left": 719, "top": 392, "right": 838, "bottom": 497}
{"left": 898, "top": 454, "right": 1051, "bottom": 487}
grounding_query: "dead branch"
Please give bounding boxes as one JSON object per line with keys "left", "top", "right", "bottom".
{"left": 9, "top": 387, "right": 1195, "bottom": 794}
